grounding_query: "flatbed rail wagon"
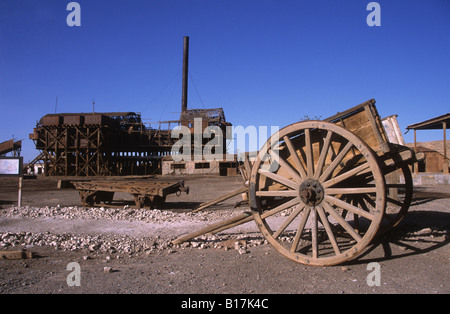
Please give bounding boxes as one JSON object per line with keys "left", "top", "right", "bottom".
{"left": 72, "top": 179, "right": 189, "bottom": 209}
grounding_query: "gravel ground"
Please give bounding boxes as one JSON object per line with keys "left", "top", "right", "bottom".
{"left": 0, "top": 205, "right": 263, "bottom": 255}
{"left": 0, "top": 176, "right": 449, "bottom": 295}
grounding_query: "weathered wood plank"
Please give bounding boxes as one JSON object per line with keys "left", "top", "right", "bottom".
{"left": 0, "top": 251, "right": 35, "bottom": 260}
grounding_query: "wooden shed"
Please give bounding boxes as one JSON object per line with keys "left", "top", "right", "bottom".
{"left": 407, "top": 113, "right": 450, "bottom": 173}
{"left": 412, "top": 146, "right": 448, "bottom": 173}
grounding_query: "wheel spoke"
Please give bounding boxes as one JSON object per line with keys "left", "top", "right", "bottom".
{"left": 277, "top": 156, "right": 303, "bottom": 183}
{"left": 319, "top": 141, "right": 354, "bottom": 183}
{"left": 290, "top": 206, "right": 311, "bottom": 253}
{"left": 385, "top": 183, "right": 407, "bottom": 188}
{"left": 305, "top": 129, "right": 314, "bottom": 177}
{"left": 322, "top": 162, "right": 371, "bottom": 188}
{"left": 351, "top": 197, "right": 360, "bottom": 233}
{"left": 386, "top": 196, "right": 403, "bottom": 207}
{"left": 316, "top": 205, "right": 341, "bottom": 255}
{"left": 311, "top": 206, "right": 318, "bottom": 258}
{"left": 258, "top": 169, "right": 299, "bottom": 190}
{"left": 261, "top": 197, "right": 301, "bottom": 219}
{"left": 314, "top": 130, "right": 332, "bottom": 180}
{"left": 325, "top": 195, "right": 375, "bottom": 221}
{"left": 322, "top": 201, "right": 362, "bottom": 242}
{"left": 283, "top": 136, "right": 307, "bottom": 179}
{"left": 256, "top": 190, "right": 298, "bottom": 197}
{"left": 361, "top": 194, "right": 376, "bottom": 207}
{"left": 273, "top": 203, "right": 305, "bottom": 239}
{"left": 326, "top": 187, "right": 377, "bottom": 195}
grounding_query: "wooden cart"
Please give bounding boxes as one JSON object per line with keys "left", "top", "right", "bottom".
{"left": 72, "top": 180, "right": 189, "bottom": 209}
{"left": 174, "top": 99, "right": 420, "bottom": 266}
{"left": 249, "top": 99, "right": 419, "bottom": 266}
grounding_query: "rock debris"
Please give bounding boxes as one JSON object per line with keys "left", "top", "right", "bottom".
{"left": 0, "top": 206, "right": 267, "bottom": 256}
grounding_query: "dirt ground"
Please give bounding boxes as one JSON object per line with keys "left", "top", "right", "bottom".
{"left": 0, "top": 175, "right": 449, "bottom": 296}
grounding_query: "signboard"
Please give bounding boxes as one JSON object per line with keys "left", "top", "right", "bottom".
{"left": 0, "top": 157, "right": 23, "bottom": 177}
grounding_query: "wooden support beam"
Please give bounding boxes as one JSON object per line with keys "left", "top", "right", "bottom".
{"left": 172, "top": 212, "right": 252, "bottom": 245}
{"left": 192, "top": 186, "right": 248, "bottom": 213}
{"left": 0, "top": 250, "right": 35, "bottom": 260}
{"left": 414, "top": 129, "right": 418, "bottom": 174}
{"left": 443, "top": 121, "right": 448, "bottom": 173}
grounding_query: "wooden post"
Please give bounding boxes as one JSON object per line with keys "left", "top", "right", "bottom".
{"left": 443, "top": 122, "right": 448, "bottom": 173}
{"left": 18, "top": 176, "right": 23, "bottom": 207}
{"left": 65, "top": 128, "right": 69, "bottom": 175}
{"left": 75, "top": 127, "right": 79, "bottom": 175}
{"left": 414, "top": 129, "right": 418, "bottom": 174}
{"left": 97, "top": 127, "right": 101, "bottom": 175}
{"left": 386, "top": 170, "right": 399, "bottom": 201}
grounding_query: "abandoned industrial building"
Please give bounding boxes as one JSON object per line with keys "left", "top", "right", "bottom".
{"left": 27, "top": 37, "right": 236, "bottom": 177}
{"left": 17, "top": 36, "right": 449, "bottom": 180}
{"left": 0, "top": 139, "right": 21, "bottom": 158}
{"left": 28, "top": 108, "right": 236, "bottom": 177}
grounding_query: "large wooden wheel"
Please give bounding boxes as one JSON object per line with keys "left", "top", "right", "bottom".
{"left": 249, "top": 121, "right": 386, "bottom": 266}
{"left": 379, "top": 163, "right": 413, "bottom": 234}
{"left": 332, "top": 162, "right": 413, "bottom": 236}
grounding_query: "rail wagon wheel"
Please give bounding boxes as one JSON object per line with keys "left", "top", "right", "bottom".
{"left": 249, "top": 121, "right": 386, "bottom": 266}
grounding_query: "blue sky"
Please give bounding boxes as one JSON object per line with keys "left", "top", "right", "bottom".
{"left": 1, "top": 0, "right": 449, "bottom": 162}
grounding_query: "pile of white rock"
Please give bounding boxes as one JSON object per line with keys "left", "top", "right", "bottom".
{"left": 0, "top": 205, "right": 267, "bottom": 256}
{"left": 0, "top": 230, "right": 266, "bottom": 256}
{"left": 1, "top": 205, "right": 216, "bottom": 224}
{"left": 0, "top": 231, "right": 172, "bottom": 255}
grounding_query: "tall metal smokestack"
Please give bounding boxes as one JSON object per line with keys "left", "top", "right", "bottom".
{"left": 181, "top": 36, "right": 189, "bottom": 114}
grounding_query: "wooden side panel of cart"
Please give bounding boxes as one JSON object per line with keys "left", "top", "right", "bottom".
{"left": 256, "top": 100, "right": 388, "bottom": 192}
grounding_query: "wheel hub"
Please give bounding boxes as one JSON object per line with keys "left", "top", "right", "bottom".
{"left": 299, "top": 179, "right": 324, "bottom": 206}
